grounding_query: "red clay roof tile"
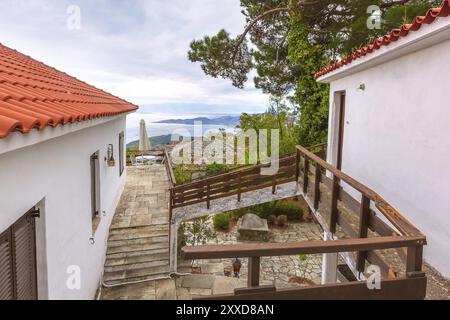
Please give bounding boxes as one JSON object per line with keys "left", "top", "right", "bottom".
{"left": 316, "top": 0, "right": 450, "bottom": 79}
{"left": 0, "top": 43, "right": 137, "bottom": 139}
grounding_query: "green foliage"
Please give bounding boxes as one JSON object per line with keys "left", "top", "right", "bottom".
{"left": 275, "top": 202, "right": 304, "bottom": 221}
{"left": 188, "top": 29, "right": 253, "bottom": 88}
{"left": 288, "top": 18, "right": 330, "bottom": 147}
{"left": 299, "top": 254, "right": 308, "bottom": 263}
{"left": 231, "top": 201, "right": 303, "bottom": 222}
{"left": 213, "top": 213, "right": 231, "bottom": 231}
{"left": 174, "top": 165, "right": 192, "bottom": 184}
{"left": 177, "top": 224, "right": 188, "bottom": 258}
{"left": 188, "top": 0, "right": 438, "bottom": 146}
{"left": 205, "top": 163, "right": 230, "bottom": 177}
{"left": 239, "top": 106, "right": 298, "bottom": 158}
{"left": 182, "top": 217, "right": 215, "bottom": 247}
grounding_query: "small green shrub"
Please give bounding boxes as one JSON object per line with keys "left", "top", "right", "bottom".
{"left": 252, "top": 201, "right": 303, "bottom": 222}
{"left": 206, "top": 163, "right": 229, "bottom": 176}
{"left": 174, "top": 165, "right": 192, "bottom": 184}
{"left": 276, "top": 202, "right": 304, "bottom": 221}
{"left": 277, "top": 215, "right": 288, "bottom": 227}
{"left": 213, "top": 213, "right": 231, "bottom": 231}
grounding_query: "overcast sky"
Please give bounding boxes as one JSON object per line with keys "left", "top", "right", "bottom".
{"left": 0, "top": 0, "right": 268, "bottom": 114}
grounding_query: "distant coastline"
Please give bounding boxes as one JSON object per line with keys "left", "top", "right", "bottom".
{"left": 155, "top": 115, "right": 240, "bottom": 126}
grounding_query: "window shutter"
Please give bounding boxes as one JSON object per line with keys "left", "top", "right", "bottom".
{"left": 0, "top": 230, "right": 14, "bottom": 300}
{"left": 11, "top": 215, "right": 37, "bottom": 300}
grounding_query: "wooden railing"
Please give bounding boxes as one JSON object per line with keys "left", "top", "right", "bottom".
{"left": 179, "top": 143, "right": 427, "bottom": 300}
{"left": 170, "top": 156, "right": 297, "bottom": 211}
{"left": 163, "top": 149, "right": 177, "bottom": 250}
{"left": 183, "top": 236, "right": 427, "bottom": 300}
{"left": 295, "top": 145, "right": 422, "bottom": 238}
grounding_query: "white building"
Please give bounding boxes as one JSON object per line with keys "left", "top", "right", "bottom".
{"left": 0, "top": 44, "right": 137, "bottom": 299}
{"left": 317, "top": 1, "right": 450, "bottom": 278}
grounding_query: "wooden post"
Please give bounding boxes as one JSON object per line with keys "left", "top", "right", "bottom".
{"left": 303, "top": 157, "right": 310, "bottom": 194}
{"left": 314, "top": 164, "right": 321, "bottom": 210}
{"left": 237, "top": 172, "right": 242, "bottom": 202}
{"left": 330, "top": 175, "right": 340, "bottom": 234}
{"left": 296, "top": 150, "right": 301, "bottom": 183}
{"left": 169, "top": 188, "right": 174, "bottom": 221}
{"left": 356, "top": 195, "right": 371, "bottom": 273}
{"left": 206, "top": 182, "right": 211, "bottom": 209}
{"left": 272, "top": 176, "right": 277, "bottom": 194}
{"left": 248, "top": 257, "right": 260, "bottom": 287}
{"left": 406, "top": 245, "right": 424, "bottom": 276}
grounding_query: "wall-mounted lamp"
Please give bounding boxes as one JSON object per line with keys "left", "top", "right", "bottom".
{"left": 358, "top": 83, "right": 366, "bottom": 91}
{"left": 105, "top": 144, "right": 115, "bottom": 167}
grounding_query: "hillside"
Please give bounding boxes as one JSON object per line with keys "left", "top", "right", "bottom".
{"left": 127, "top": 134, "right": 182, "bottom": 148}
{"left": 155, "top": 115, "right": 240, "bottom": 126}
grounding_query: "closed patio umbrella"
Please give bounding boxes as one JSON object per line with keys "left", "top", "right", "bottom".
{"left": 139, "top": 120, "right": 151, "bottom": 162}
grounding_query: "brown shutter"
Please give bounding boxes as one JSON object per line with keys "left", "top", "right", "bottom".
{"left": 0, "top": 230, "right": 14, "bottom": 300}
{"left": 12, "top": 214, "right": 37, "bottom": 300}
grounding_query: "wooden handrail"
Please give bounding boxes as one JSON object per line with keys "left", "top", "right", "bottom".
{"left": 170, "top": 156, "right": 297, "bottom": 210}
{"left": 164, "top": 149, "right": 176, "bottom": 188}
{"left": 172, "top": 156, "right": 296, "bottom": 191}
{"left": 182, "top": 236, "right": 426, "bottom": 260}
{"left": 296, "top": 145, "right": 422, "bottom": 237}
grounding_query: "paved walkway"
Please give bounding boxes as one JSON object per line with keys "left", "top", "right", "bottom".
{"left": 102, "top": 165, "right": 171, "bottom": 286}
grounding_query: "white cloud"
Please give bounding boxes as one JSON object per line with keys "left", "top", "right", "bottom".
{"left": 0, "top": 0, "right": 268, "bottom": 110}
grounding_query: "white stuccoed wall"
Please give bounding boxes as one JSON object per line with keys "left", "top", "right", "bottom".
{"left": 0, "top": 115, "right": 127, "bottom": 299}
{"left": 324, "top": 38, "right": 450, "bottom": 278}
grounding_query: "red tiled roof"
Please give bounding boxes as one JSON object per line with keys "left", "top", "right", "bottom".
{"left": 315, "top": 0, "right": 450, "bottom": 79}
{"left": 0, "top": 44, "right": 138, "bottom": 139}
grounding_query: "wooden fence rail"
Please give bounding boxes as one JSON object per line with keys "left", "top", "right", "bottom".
{"left": 171, "top": 156, "right": 297, "bottom": 210}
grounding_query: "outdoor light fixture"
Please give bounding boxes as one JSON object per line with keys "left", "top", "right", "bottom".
{"left": 105, "top": 144, "right": 115, "bottom": 167}
{"left": 358, "top": 83, "right": 366, "bottom": 91}
{"left": 233, "top": 258, "right": 242, "bottom": 278}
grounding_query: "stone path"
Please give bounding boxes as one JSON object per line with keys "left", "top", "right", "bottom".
{"left": 102, "top": 165, "right": 171, "bottom": 286}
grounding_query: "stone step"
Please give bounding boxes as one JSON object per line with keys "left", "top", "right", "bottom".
{"left": 109, "top": 224, "right": 169, "bottom": 237}
{"left": 109, "top": 228, "right": 169, "bottom": 242}
{"left": 108, "top": 235, "right": 168, "bottom": 248}
{"left": 105, "top": 250, "right": 170, "bottom": 268}
{"left": 103, "top": 265, "right": 171, "bottom": 284}
{"left": 105, "top": 258, "right": 169, "bottom": 273}
{"left": 106, "top": 247, "right": 169, "bottom": 261}
{"left": 107, "top": 242, "right": 169, "bottom": 256}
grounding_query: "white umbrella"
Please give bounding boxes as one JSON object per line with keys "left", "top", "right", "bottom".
{"left": 139, "top": 119, "right": 151, "bottom": 154}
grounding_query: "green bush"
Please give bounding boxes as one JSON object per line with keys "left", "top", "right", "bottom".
{"left": 275, "top": 202, "right": 304, "bottom": 221}
{"left": 213, "top": 213, "right": 231, "bottom": 231}
{"left": 174, "top": 165, "right": 192, "bottom": 184}
{"left": 205, "top": 163, "right": 229, "bottom": 176}
{"left": 253, "top": 201, "right": 304, "bottom": 222}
